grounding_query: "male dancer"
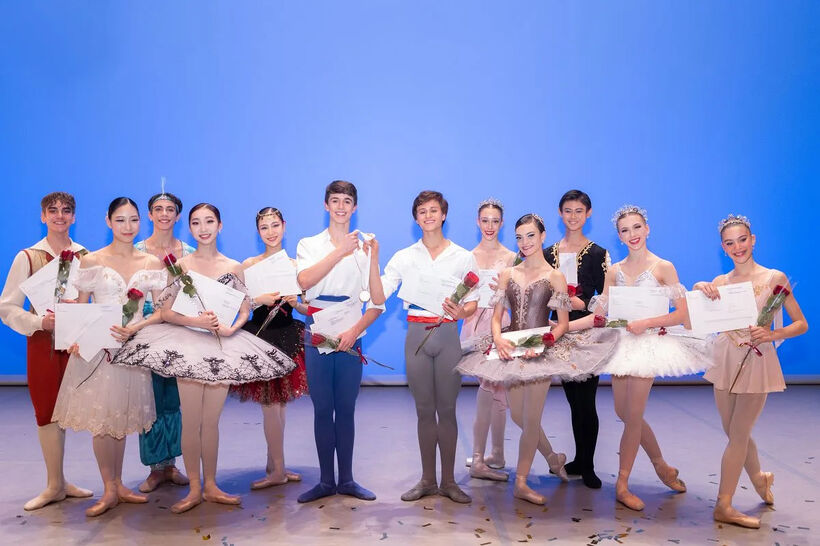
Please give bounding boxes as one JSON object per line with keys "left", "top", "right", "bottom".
{"left": 0, "top": 192, "right": 93, "bottom": 509}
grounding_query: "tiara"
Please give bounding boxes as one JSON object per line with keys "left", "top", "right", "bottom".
{"left": 611, "top": 204, "right": 648, "bottom": 228}
{"left": 718, "top": 213, "right": 751, "bottom": 233}
{"left": 478, "top": 197, "right": 503, "bottom": 211}
{"left": 157, "top": 176, "right": 171, "bottom": 202}
{"left": 530, "top": 212, "right": 545, "bottom": 227}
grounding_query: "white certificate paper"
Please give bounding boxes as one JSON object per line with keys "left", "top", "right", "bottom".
{"left": 686, "top": 281, "right": 758, "bottom": 335}
{"left": 310, "top": 298, "right": 364, "bottom": 354}
{"left": 397, "top": 269, "right": 460, "bottom": 317}
{"left": 20, "top": 257, "right": 81, "bottom": 316}
{"left": 244, "top": 251, "right": 301, "bottom": 298}
{"left": 488, "top": 326, "right": 551, "bottom": 360}
{"left": 171, "top": 271, "right": 245, "bottom": 328}
{"left": 558, "top": 252, "right": 578, "bottom": 286}
{"left": 55, "top": 303, "right": 122, "bottom": 361}
{"left": 608, "top": 286, "right": 669, "bottom": 321}
{"left": 476, "top": 269, "right": 498, "bottom": 308}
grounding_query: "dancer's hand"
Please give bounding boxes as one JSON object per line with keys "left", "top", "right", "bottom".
{"left": 488, "top": 274, "right": 499, "bottom": 292}
{"left": 493, "top": 335, "right": 515, "bottom": 360}
{"left": 255, "top": 292, "right": 281, "bottom": 307}
{"left": 41, "top": 311, "right": 55, "bottom": 332}
{"left": 336, "top": 326, "right": 360, "bottom": 353}
{"left": 442, "top": 297, "right": 464, "bottom": 320}
{"left": 195, "top": 310, "right": 219, "bottom": 330}
{"left": 362, "top": 236, "right": 379, "bottom": 258}
{"left": 336, "top": 231, "right": 361, "bottom": 257}
{"left": 522, "top": 348, "right": 539, "bottom": 359}
{"left": 217, "top": 324, "right": 237, "bottom": 337}
{"left": 626, "top": 319, "right": 649, "bottom": 335}
{"left": 283, "top": 294, "right": 299, "bottom": 307}
{"left": 67, "top": 343, "right": 80, "bottom": 356}
{"left": 749, "top": 325, "right": 775, "bottom": 344}
{"left": 110, "top": 324, "right": 137, "bottom": 343}
{"left": 694, "top": 281, "right": 720, "bottom": 300}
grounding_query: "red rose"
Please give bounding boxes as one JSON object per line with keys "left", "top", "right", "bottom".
{"left": 772, "top": 285, "right": 790, "bottom": 297}
{"left": 127, "top": 288, "right": 144, "bottom": 301}
{"left": 541, "top": 332, "right": 555, "bottom": 347}
{"left": 60, "top": 249, "right": 75, "bottom": 262}
{"left": 658, "top": 327, "right": 667, "bottom": 336}
{"left": 593, "top": 315, "right": 606, "bottom": 328}
{"left": 567, "top": 285, "right": 577, "bottom": 298}
{"left": 463, "top": 271, "right": 480, "bottom": 288}
{"left": 163, "top": 253, "right": 178, "bottom": 266}
{"left": 310, "top": 333, "right": 326, "bottom": 346}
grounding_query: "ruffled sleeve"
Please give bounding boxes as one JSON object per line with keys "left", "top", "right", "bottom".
{"left": 588, "top": 294, "right": 608, "bottom": 315}
{"left": 548, "top": 291, "right": 573, "bottom": 311}
{"left": 73, "top": 266, "right": 101, "bottom": 293}
{"left": 663, "top": 282, "right": 687, "bottom": 301}
{"left": 488, "top": 287, "right": 508, "bottom": 309}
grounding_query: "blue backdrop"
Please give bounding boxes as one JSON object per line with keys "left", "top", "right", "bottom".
{"left": 1, "top": 1, "right": 817, "bottom": 382}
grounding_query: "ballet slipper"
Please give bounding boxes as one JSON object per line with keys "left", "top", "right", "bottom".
{"left": 297, "top": 482, "right": 336, "bottom": 503}
{"left": 615, "top": 481, "right": 645, "bottom": 511}
{"left": 581, "top": 470, "right": 602, "bottom": 489}
{"left": 85, "top": 491, "right": 119, "bottom": 517}
{"left": 117, "top": 485, "right": 148, "bottom": 504}
{"left": 513, "top": 477, "right": 546, "bottom": 505}
{"left": 203, "top": 485, "right": 241, "bottom": 505}
{"left": 546, "top": 452, "right": 569, "bottom": 482}
{"left": 337, "top": 481, "right": 376, "bottom": 501}
{"left": 752, "top": 471, "right": 774, "bottom": 505}
{"left": 563, "top": 459, "right": 582, "bottom": 476}
{"left": 165, "top": 465, "right": 190, "bottom": 486}
{"left": 400, "top": 481, "right": 439, "bottom": 502}
{"left": 652, "top": 460, "right": 686, "bottom": 493}
{"left": 65, "top": 482, "right": 93, "bottom": 498}
{"left": 485, "top": 451, "right": 506, "bottom": 470}
{"left": 23, "top": 488, "right": 67, "bottom": 511}
{"left": 284, "top": 471, "right": 301, "bottom": 482}
{"left": 251, "top": 474, "right": 289, "bottom": 490}
{"left": 714, "top": 501, "right": 760, "bottom": 529}
{"left": 438, "top": 482, "right": 472, "bottom": 504}
{"left": 139, "top": 469, "right": 166, "bottom": 493}
{"left": 470, "top": 458, "right": 509, "bottom": 481}
{"left": 170, "top": 491, "right": 203, "bottom": 514}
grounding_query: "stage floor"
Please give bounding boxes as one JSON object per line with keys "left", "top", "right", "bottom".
{"left": 1, "top": 384, "right": 817, "bottom": 545}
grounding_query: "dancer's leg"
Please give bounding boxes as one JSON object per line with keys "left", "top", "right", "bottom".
{"left": 563, "top": 376, "right": 602, "bottom": 487}
{"left": 470, "top": 383, "right": 508, "bottom": 481}
{"left": 252, "top": 403, "right": 288, "bottom": 488}
{"left": 172, "top": 380, "right": 205, "bottom": 513}
{"left": 511, "top": 383, "right": 551, "bottom": 504}
{"left": 487, "top": 385, "right": 507, "bottom": 466}
{"left": 86, "top": 436, "right": 119, "bottom": 516}
{"left": 199, "top": 383, "right": 237, "bottom": 504}
{"left": 611, "top": 375, "right": 653, "bottom": 510}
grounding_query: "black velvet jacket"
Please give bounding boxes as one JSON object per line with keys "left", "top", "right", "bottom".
{"left": 544, "top": 241, "right": 609, "bottom": 321}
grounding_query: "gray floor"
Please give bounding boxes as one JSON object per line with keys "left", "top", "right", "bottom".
{"left": 1, "top": 384, "right": 817, "bottom": 545}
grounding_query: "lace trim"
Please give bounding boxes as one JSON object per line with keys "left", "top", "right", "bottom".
{"left": 548, "top": 291, "right": 573, "bottom": 311}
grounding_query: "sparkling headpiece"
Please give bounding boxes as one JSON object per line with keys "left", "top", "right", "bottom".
{"left": 611, "top": 204, "right": 648, "bottom": 228}
{"left": 157, "top": 176, "right": 171, "bottom": 203}
{"left": 530, "top": 212, "right": 545, "bottom": 229}
{"left": 478, "top": 197, "right": 504, "bottom": 212}
{"left": 718, "top": 214, "right": 751, "bottom": 233}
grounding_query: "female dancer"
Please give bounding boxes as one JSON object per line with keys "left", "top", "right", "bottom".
{"left": 587, "top": 205, "right": 710, "bottom": 511}
{"left": 134, "top": 191, "right": 192, "bottom": 493}
{"left": 295, "top": 181, "right": 383, "bottom": 503}
{"left": 696, "top": 215, "right": 807, "bottom": 528}
{"left": 112, "top": 203, "right": 296, "bottom": 513}
{"left": 231, "top": 207, "right": 309, "bottom": 489}
{"left": 458, "top": 214, "right": 616, "bottom": 504}
{"left": 372, "top": 190, "right": 479, "bottom": 504}
{"left": 544, "top": 190, "right": 610, "bottom": 488}
{"left": 461, "top": 198, "right": 515, "bottom": 481}
{"left": 52, "top": 197, "right": 163, "bottom": 516}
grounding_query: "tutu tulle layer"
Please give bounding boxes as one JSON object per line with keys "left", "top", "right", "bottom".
{"left": 602, "top": 326, "right": 713, "bottom": 378}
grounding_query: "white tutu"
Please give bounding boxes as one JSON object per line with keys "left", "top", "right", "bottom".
{"left": 602, "top": 326, "right": 713, "bottom": 378}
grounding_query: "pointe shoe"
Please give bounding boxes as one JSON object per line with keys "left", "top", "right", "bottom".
{"left": 615, "top": 487, "right": 645, "bottom": 511}
{"left": 203, "top": 488, "right": 241, "bottom": 505}
{"left": 513, "top": 477, "right": 546, "bottom": 505}
{"left": 484, "top": 453, "right": 506, "bottom": 470}
{"left": 23, "top": 488, "right": 67, "bottom": 511}
{"left": 65, "top": 483, "right": 93, "bottom": 498}
{"left": 439, "top": 482, "right": 472, "bottom": 504}
{"left": 400, "top": 481, "right": 439, "bottom": 502}
{"left": 251, "top": 474, "right": 289, "bottom": 490}
{"left": 170, "top": 493, "right": 203, "bottom": 514}
{"left": 470, "top": 460, "right": 509, "bottom": 481}
{"left": 654, "top": 464, "right": 686, "bottom": 493}
{"left": 85, "top": 494, "right": 119, "bottom": 517}
{"left": 285, "top": 471, "right": 301, "bottom": 482}
{"left": 713, "top": 503, "right": 760, "bottom": 529}
{"left": 546, "top": 452, "right": 569, "bottom": 482}
{"left": 117, "top": 487, "right": 148, "bottom": 504}
{"left": 139, "top": 470, "right": 166, "bottom": 493}
{"left": 165, "top": 466, "right": 190, "bottom": 486}
{"left": 752, "top": 472, "right": 774, "bottom": 505}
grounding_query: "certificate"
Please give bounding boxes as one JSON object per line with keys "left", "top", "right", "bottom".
{"left": 244, "top": 251, "right": 301, "bottom": 298}
{"left": 558, "top": 253, "right": 578, "bottom": 286}
{"left": 171, "top": 270, "right": 245, "bottom": 328}
{"left": 476, "top": 269, "right": 498, "bottom": 308}
{"left": 488, "top": 326, "right": 551, "bottom": 360}
{"left": 608, "top": 286, "right": 669, "bottom": 321}
{"left": 54, "top": 303, "right": 122, "bottom": 361}
{"left": 310, "top": 298, "right": 364, "bottom": 354}
{"left": 397, "top": 269, "right": 460, "bottom": 317}
{"left": 20, "top": 257, "right": 81, "bottom": 316}
{"left": 685, "top": 281, "right": 758, "bottom": 335}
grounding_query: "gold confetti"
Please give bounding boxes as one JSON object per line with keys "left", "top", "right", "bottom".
{"left": 202, "top": 535, "right": 210, "bottom": 541}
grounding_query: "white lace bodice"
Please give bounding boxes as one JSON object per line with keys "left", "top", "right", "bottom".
{"left": 74, "top": 266, "right": 167, "bottom": 323}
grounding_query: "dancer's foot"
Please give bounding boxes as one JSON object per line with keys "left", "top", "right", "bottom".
{"left": 337, "top": 481, "right": 376, "bottom": 501}
{"left": 65, "top": 482, "right": 93, "bottom": 498}
{"left": 24, "top": 487, "right": 67, "bottom": 511}
{"left": 297, "top": 482, "right": 336, "bottom": 503}
{"left": 203, "top": 484, "right": 241, "bottom": 505}
{"left": 170, "top": 490, "right": 202, "bottom": 514}
{"left": 546, "top": 452, "right": 569, "bottom": 482}
{"left": 251, "top": 473, "right": 289, "bottom": 490}
{"left": 485, "top": 451, "right": 506, "bottom": 470}
{"left": 714, "top": 503, "right": 760, "bottom": 529}
{"left": 615, "top": 485, "right": 645, "bottom": 511}
{"left": 653, "top": 461, "right": 686, "bottom": 493}
{"left": 752, "top": 471, "right": 774, "bottom": 505}
{"left": 285, "top": 471, "right": 302, "bottom": 482}
{"left": 563, "top": 459, "right": 582, "bottom": 476}
{"left": 513, "top": 477, "right": 545, "bottom": 505}
{"left": 85, "top": 490, "right": 119, "bottom": 517}
{"left": 400, "top": 480, "right": 439, "bottom": 502}
{"left": 139, "top": 469, "right": 166, "bottom": 493}
{"left": 581, "top": 470, "right": 602, "bottom": 489}
{"left": 117, "top": 484, "right": 148, "bottom": 504}
{"left": 439, "top": 482, "right": 471, "bottom": 504}
{"left": 470, "top": 460, "right": 509, "bottom": 481}
{"left": 166, "top": 465, "right": 190, "bottom": 486}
